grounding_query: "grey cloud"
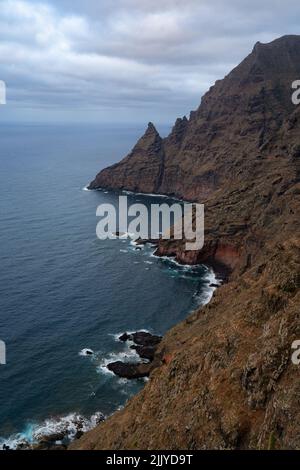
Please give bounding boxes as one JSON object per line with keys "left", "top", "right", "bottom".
{"left": 0, "top": 0, "right": 300, "bottom": 124}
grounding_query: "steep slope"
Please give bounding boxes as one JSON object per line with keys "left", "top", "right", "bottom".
{"left": 89, "top": 122, "right": 165, "bottom": 194}
{"left": 89, "top": 35, "right": 300, "bottom": 202}
{"left": 74, "top": 36, "right": 300, "bottom": 450}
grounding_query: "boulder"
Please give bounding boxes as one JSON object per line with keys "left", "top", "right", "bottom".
{"left": 131, "top": 345, "right": 156, "bottom": 361}
{"left": 119, "top": 333, "right": 132, "bottom": 342}
{"left": 112, "top": 332, "right": 163, "bottom": 379}
{"left": 132, "top": 332, "right": 162, "bottom": 347}
{"left": 38, "top": 432, "right": 66, "bottom": 443}
{"left": 107, "top": 361, "right": 153, "bottom": 379}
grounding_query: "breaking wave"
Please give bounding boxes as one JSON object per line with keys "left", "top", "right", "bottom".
{"left": 0, "top": 411, "right": 104, "bottom": 450}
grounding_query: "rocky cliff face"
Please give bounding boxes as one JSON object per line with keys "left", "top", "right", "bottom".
{"left": 74, "top": 36, "right": 300, "bottom": 450}
{"left": 89, "top": 35, "right": 300, "bottom": 202}
{"left": 89, "top": 122, "right": 165, "bottom": 194}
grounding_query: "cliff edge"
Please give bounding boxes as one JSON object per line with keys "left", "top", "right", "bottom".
{"left": 73, "top": 36, "right": 300, "bottom": 450}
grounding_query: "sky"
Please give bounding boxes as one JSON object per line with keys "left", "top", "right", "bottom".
{"left": 0, "top": 0, "right": 299, "bottom": 125}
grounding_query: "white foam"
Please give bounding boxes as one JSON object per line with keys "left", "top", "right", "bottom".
{"left": 79, "top": 348, "right": 94, "bottom": 357}
{"left": 122, "top": 189, "right": 185, "bottom": 202}
{"left": 150, "top": 248, "right": 222, "bottom": 305}
{"left": 117, "top": 378, "right": 129, "bottom": 385}
{"left": 110, "top": 330, "right": 150, "bottom": 343}
{"left": 149, "top": 247, "right": 223, "bottom": 307}
{"left": 0, "top": 411, "right": 104, "bottom": 450}
{"left": 88, "top": 186, "right": 187, "bottom": 202}
{"left": 150, "top": 251, "right": 198, "bottom": 271}
{"left": 120, "top": 232, "right": 136, "bottom": 239}
{"left": 110, "top": 232, "right": 137, "bottom": 241}
{"left": 196, "top": 267, "right": 222, "bottom": 306}
{"left": 99, "top": 330, "right": 153, "bottom": 375}
{"left": 97, "top": 347, "right": 140, "bottom": 377}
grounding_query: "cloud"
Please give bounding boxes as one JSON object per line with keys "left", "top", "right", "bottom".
{"left": 0, "top": 0, "right": 300, "bottom": 123}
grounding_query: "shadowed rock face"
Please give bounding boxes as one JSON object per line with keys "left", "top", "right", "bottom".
{"left": 88, "top": 122, "right": 165, "bottom": 194}
{"left": 89, "top": 35, "right": 300, "bottom": 202}
{"left": 72, "top": 36, "right": 300, "bottom": 450}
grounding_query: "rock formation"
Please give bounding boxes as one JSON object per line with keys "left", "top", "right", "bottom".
{"left": 72, "top": 36, "right": 300, "bottom": 450}
{"left": 107, "top": 332, "right": 163, "bottom": 379}
{"left": 89, "top": 122, "right": 165, "bottom": 194}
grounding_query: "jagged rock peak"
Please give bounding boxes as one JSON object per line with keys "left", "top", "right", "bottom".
{"left": 145, "top": 121, "right": 160, "bottom": 136}
{"left": 76, "top": 36, "right": 300, "bottom": 450}
{"left": 88, "top": 34, "right": 300, "bottom": 199}
{"left": 135, "top": 121, "right": 162, "bottom": 149}
{"left": 173, "top": 116, "right": 188, "bottom": 129}
{"left": 166, "top": 116, "right": 189, "bottom": 147}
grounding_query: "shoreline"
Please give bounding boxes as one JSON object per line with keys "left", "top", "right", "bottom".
{"left": 85, "top": 185, "right": 233, "bottom": 280}
{"left": 0, "top": 224, "right": 223, "bottom": 450}
{"left": 83, "top": 185, "right": 190, "bottom": 203}
{"left": 69, "top": 262, "right": 225, "bottom": 450}
{"left": 71, "top": 187, "right": 232, "bottom": 449}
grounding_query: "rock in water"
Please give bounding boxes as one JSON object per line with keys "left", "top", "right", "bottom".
{"left": 118, "top": 331, "right": 162, "bottom": 347}
{"left": 132, "top": 332, "right": 162, "bottom": 347}
{"left": 119, "top": 333, "right": 132, "bottom": 342}
{"left": 79, "top": 348, "right": 94, "bottom": 357}
{"left": 109, "top": 332, "right": 163, "bottom": 377}
{"left": 130, "top": 345, "right": 156, "bottom": 361}
{"left": 107, "top": 361, "right": 153, "bottom": 379}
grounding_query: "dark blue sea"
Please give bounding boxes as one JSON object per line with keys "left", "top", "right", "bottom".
{"left": 0, "top": 124, "right": 216, "bottom": 447}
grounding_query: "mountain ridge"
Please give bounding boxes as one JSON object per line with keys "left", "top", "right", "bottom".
{"left": 73, "top": 35, "right": 300, "bottom": 450}
{"left": 89, "top": 35, "right": 300, "bottom": 201}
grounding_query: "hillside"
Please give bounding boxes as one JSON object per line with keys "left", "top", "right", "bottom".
{"left": 72, "top": 36, "right": 300, "bottom": 450}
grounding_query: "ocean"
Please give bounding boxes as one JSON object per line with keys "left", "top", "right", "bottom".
{"left": 0, "top": 123, "right": 217, "bottom": 448}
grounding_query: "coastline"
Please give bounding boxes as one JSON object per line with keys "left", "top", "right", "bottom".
{"left": 0, "top": 196, "right": 222, "bottom": 450}
{"left": 83, "top": 185, "right": 189, "bottom": 203}
{"left": 84, "top": 185, "right": 230, "bottom": 277}
{"left": 1, "top": 273, "right": 221, "bottom": 450}
{"left": 69, "top": 266, "right": 222, "bottom": 450}
{"left": 70, "top": 256, "right": 230, "bottom": 450}
{"left": 2, "top": 33, "right": 299, "bottom": 451}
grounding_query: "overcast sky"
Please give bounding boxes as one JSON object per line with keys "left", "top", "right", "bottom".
{"left": 0, "top": 0, "right": 299, "bottom": 125}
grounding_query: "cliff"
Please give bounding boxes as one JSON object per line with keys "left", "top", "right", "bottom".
{"left": 73, "top": 36, "right": 300, "bottom": 450}
{"left": 89, "top": 35, "right": 300, "bottom": 202}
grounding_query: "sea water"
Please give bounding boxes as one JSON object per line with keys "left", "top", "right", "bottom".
{"left": 0, "top": 124, "right": 218, "bottom": 447}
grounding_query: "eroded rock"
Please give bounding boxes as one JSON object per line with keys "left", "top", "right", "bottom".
{"left": 108, "top": 332, "right": 163, "bottom": 379}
